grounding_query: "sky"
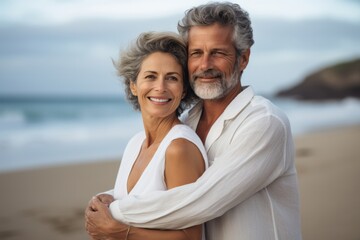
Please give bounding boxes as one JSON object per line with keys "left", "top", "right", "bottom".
{"left": 0, "top": 0, "right": 360, "bottom": 96}
{"left": 1, "top": 0, "right": 360, "bottom": 24}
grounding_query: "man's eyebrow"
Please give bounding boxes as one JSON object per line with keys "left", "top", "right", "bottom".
{"left": 188, "top": 47, "right": 202, "bottom": 51}
{"left": 189, "top": 46, "right": 230, "bottom": 51}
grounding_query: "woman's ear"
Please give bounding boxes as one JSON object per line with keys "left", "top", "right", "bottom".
{"left": 130, "top": 81, "right": 137, "bottom": 96}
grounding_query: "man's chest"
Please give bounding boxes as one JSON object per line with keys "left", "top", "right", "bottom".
{"left": 206, "top": 124, "right": 237, "bottom": 165}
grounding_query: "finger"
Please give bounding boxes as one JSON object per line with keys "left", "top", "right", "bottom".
{"left": 85, "top": 206, "right": 96, "bottom": 221}
{"left": 85, "top": 199, "right": 98, "bottom": 212}
{"left": 88, "top": 197, "right": 99, "bottom": 211}
{"left": 86, "top": 201, "right": 96, "bottom": 212}
{"left": 91, "top": 197, "right": 107, "bottom": 210}
{"left": 86, "top": 219, "right": 98, "bottom": 235}
{"left": 92, "top": 196, "right": 101, "bottom": 204}
{"left": 87, "top": 197, "right": 96, "bottom": 207}
{"left": 85, "top": 214, "right": 89, "bottom": 230}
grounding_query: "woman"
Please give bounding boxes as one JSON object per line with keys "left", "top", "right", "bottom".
{"left": 85, "top": 32, "right": 208, "bottom": 240}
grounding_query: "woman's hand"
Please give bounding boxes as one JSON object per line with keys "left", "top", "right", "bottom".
{"left": 85, "top": 197, "right": 128, "bottom": 239}
{"left": 97, "top": 194, "right": 115, "bottom": 207}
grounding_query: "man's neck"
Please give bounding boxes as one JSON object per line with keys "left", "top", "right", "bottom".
{"left": 196, "top": 84, "right": 242, "bottom": 143}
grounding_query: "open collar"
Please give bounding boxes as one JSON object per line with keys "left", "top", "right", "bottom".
{"left": 186, "top": 86, "right": 255, "bottom": 150}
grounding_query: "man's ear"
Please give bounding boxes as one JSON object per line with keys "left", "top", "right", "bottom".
{"left": 130, "top": 81, "right": 137, "bottom": 96}
{"left": 239, "top": 49, "right": 250, "bottom": 71}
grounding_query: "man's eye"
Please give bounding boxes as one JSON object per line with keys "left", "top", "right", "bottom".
{"left": 190, "top": 51, "right": 201, "bottom": 57}
{"left": 213, "top": 51, "right": 226, "bottom": 56}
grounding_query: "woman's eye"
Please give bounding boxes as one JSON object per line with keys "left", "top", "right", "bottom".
{"left": 167, "top": 76, "right": 178, "bottom": 81}
{"left": 145, "top": 75, "right": 155, "bottom": 80}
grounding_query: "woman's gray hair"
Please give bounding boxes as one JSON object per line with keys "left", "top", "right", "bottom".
{"left": 114, "top": 31, "right": 197, "bottom": 116}
{"left": 177, "top": 2, "right": 254, "bottom": 56}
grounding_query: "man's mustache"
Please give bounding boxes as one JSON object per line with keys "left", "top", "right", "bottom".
{"left": 192, "top": 69, "right": 224, "bottom": 80}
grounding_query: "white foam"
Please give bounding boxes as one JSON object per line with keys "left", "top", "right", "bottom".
{"left": 0, "top": 110, "right": 27, "bottom": 127}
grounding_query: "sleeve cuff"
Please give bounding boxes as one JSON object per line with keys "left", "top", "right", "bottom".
{"left": 96, "top": 189, "right": 114, "bottom": 196}
{"left": 109, "top": 200, "right": 129, "bottom": 224}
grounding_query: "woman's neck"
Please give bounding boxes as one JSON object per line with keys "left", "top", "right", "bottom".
{"left": 141, "top": 114, "right": 180, "bottom": 148}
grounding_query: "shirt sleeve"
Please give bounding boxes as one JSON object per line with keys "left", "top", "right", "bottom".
{"left": 109, "top": 114, "right": 292, "bottom": 229}
{"left": 97, "top": 189, "right": 114, "bottom": 196}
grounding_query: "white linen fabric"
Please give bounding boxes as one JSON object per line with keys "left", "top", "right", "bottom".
{"left": 109, "top": 86, "right": 302, "bottom": 240}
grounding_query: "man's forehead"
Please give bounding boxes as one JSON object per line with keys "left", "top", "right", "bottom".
{"left": 188, "top": 24, "right": 234, "bottom": 48}
{"left": 188, "top": 23, "right": 233, "bottom": 34}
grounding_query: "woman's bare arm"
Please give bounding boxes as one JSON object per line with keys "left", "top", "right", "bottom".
{"left": 126, "top": 138, "right": 205, "bottom": 240}
{"left": 85, "top": 138, "right": 206, "bottom": 240}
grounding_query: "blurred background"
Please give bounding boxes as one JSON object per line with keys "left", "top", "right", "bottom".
{"left": 0, "top": 0, "right": 359, "bottom": 171}
{"left": 0, "top": 1, "right": 360, "bottom": 240}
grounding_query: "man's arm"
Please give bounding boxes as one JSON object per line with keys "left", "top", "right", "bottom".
{"left": 85, "top": 137, "right": 206, "bottom": 239}
{"left": 85, "top": 197, "right": 199, "bottom": 240}
{"left": 109, "top": 115, "right": 293, "bottom": 229}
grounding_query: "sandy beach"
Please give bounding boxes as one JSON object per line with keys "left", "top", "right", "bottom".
{"left": 0, "top": 125, "right": 359, "bottom": 240}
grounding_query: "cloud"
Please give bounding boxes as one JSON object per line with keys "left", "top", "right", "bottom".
{"left": 0, "top": 0, "right": 359, "bottom": 96}
{"left": 0, "top": 17, "right": 179, "bottom": 96}
{"left": 0, "top": 0, "right": 200, "bottom": 24}
{"left": 252, "top": 18, "right": 360, "bottom": 51}
{"left": 1, "top": 0, "right": 359, "bottom": 25}
{"left": 241, "top": 0, "right": 360, "bottom": 22}
{"left": 1, "top": 15, "right": 359, "bottom": 96}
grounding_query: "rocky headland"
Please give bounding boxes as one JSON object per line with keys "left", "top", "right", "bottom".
{"left": 276, "top": 58, "right": 360, "bottom": 100}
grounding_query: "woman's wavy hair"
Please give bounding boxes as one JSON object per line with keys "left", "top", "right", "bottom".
{"left": 113, "top": 31, "right": 197, "bottom": 116}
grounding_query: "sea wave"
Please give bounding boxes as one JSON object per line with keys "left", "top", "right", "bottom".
{"left": 0, "top": 110, "right": 27, "bottom": 127}
{"left": 1, "top": 97, "right": 359, "bottom": 172}
{"left": 276, "top": 97, "right": 360, "bottom": 135}
{"left": 0, "top": 117, "right": 142, "bottom": 149}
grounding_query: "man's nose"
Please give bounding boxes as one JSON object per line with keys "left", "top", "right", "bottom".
{"left": 199, "top": 54, "right": 212, "bottom": 70}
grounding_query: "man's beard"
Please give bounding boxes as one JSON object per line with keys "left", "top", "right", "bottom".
{"left": 190, "top": 69, "right": 240, "bottom": 100}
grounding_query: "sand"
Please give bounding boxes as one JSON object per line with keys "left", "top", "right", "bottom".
{"left": 0, "top": 125, "right": 359, "bottom": 240}
{"left": 0, "top": 160, "right": 120, "bottom": 240}
{"left": 295, "top": 125, "right": 360, "bottom": 240}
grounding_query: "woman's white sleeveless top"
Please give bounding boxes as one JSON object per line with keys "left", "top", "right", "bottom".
{"left": 113, "top": 124, "right": 208, "bottom": 199}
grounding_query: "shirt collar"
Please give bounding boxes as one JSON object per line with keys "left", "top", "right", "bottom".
{"left": 221, "top": 85, "right": 255, "bottom": 121}
{"left": 185, "top": 86, "right": 255, "bottom": 128}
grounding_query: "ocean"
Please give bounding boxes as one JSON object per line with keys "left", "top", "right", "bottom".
{"left": 1, "top": 96, "right": 360, "bottom": 172}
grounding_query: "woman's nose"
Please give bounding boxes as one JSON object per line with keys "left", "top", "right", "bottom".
{"left": 154, "top": 79, "right": 166, "bottom": 92}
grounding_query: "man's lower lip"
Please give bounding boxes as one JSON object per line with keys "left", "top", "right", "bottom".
{"left": 197, "top": 77, "right": 218, "bottom": 82}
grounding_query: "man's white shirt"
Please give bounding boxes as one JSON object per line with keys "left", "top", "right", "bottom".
{"left": 109, "top": 86, "right": 302, "bottom": 240}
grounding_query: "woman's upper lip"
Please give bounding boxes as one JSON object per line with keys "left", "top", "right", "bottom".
{"left": 148, "top": 97, "right": 171, "bottom": 102}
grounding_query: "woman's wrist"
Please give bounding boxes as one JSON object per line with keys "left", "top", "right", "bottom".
{"left": 125, "top": 226, "right": 131, "bottom": 240}
{"left": 107, "top": 219, "right": 129, "bottom": 240}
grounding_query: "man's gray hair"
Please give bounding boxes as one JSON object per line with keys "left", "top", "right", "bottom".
{"left": 178, "top": 2, "right": 254, "bottom": 55}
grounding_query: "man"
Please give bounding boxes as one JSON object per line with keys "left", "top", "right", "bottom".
{"left": 86, "top": 2, "right": 302, "bottom": 239}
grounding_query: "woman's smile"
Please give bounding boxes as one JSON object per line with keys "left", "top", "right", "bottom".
{"left": 148, "top": 97, "right": 172, "bottom": 103}
{"left": 130, "top": 51, "right": 184, "bottom": 119}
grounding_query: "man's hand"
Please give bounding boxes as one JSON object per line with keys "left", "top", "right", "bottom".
{"left": 85, "top": 197, "right": 128, "bottom": 240}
